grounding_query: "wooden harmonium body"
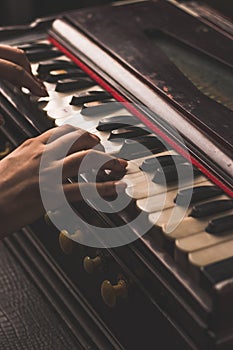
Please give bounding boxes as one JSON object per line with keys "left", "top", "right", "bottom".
{"left": 0, "top": 1, "right": 233, "bottom": 349}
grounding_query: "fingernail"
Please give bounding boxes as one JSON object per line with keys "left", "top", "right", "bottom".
{"left": 118, "top": 159, "right": 128, "bottom": 167}
{"left": 39, "top": 86, "right": 49, "bottom": 97}
{"left": 35, "top": 76, "right": 46, "bottom": 86}
{"left": 92, "top": 134, "right": 101, "bottom": 142}
{"left": 115, "top": 181, "right": 127, "bottom": 193}
{"left": 34, "top": 76, "right": 47, "bottom": 89}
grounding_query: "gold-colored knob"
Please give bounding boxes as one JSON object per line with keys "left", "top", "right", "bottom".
{"left": 0, "top": 142, "right": 11, "bottom": 159}
{"left": 59, "top": 229, "right": 83, "bottom": 254}
{"left": 101, "top": 279, "right": 128, "bottom": 308}
{"left": 83, "top": 256, "right": 102, "bottom": 274}
{"left": 59, "top": 230, "right": 73, "bottom": 254}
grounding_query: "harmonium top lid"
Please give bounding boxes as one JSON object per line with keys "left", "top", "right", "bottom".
{"left": 49, "top": 0, "right": 233, "bottom": 195}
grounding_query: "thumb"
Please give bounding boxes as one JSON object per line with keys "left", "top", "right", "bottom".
{"left": 63, "top": 181, "right": 127, "bottom": 203}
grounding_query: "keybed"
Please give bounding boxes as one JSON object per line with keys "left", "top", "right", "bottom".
{"left": 14, "top": 39, "right": 231, "bottom": 290}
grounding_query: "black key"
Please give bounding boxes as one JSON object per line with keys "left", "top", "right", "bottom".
{"left": 118, "top": 135, "right": 167, "bottom": 160}
{"left": 175, "top": 185, "right": 223, "bottom": 207}
{"left": 18, "top": 43, "right": 53, "bottom": 51}
{"left": 71, "top": 91, "right": 112, "bottom": 107}
{"left": 201, "top": 257, "right": 233, "bottom": 288}
{"left": 45, "top": 68, "right": 87, "bottom": 83}
{"left": 96, "top": 114, "right": 138, "bottom": 131}
{"left": 108, "top": 124, "right": 150, "bottom": 141}
{"left": 55, "top": 78, "right": 96, "bottom": 93}
{"left": 26, "top": 48, "right": 62, "bottom": 62}
{"left": 37, "top": 59, "right": 77, "bottom": 75}
{"left": 140, "top": 154, "right": 186, "bottom": 172}
{"left": 190, "top": 199, "right": 233, "bottom": 218}
{"left": 153, "top": 163, "right": 200, "bottom": 185}
{"left": 81, "top": 101, "right": 122, "bottom": 117}
{"left": 205, "top": 214, "right": 233, "bottom": 234}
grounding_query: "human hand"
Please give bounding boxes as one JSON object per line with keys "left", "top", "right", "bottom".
{"left": 0, "top": 45, "right": 48, "bottom": 96}
{"left": 0, "top": 125, "right": 127, "bottom": 236}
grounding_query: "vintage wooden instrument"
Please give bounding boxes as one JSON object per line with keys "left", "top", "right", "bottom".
{"left": 0, "top": 1, "right": 233, "bottom": 348}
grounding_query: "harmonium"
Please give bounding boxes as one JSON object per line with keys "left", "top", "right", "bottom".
{"left": 0, "top": 0, "right": 233, "bottom": 348}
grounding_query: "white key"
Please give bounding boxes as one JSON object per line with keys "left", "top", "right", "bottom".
{"left": 135, "top": 179, "right": 209, "bottom": 212}
{"left": 56, "top": 112, "right": 103, "bottom": 130}
{"left": 46, "top": 87, "right": 103, "bottom": 119}
{"left": 161, "top": 196, "right": 232, "bottom": 240}
{"left": 176, "top": 226, "right": 233, "bottom": 254}
{"left": 188, "top": 238, "right": 233, "bottom": 267}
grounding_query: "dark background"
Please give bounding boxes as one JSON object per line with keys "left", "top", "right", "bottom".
{"left": 0, "top": 0, "right": 232, "bottom": 26}
{"left": 0, "top": 0, "right": 114, "bottom": 26}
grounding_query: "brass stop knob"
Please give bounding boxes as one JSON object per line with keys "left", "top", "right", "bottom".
{"left": 0, "top": 141, "right": 11, "bottom": 159}
{"left": 59, "top": 230, "right": 73, "bottom": 254}
{"left": 101, "top": 279, "right": 128, "bottom": 308}
{"left": 59, "top": 229, "right": 83, "bottom": 254}
{"left": 83, "top": 255, "right": 102, "bottom": 274}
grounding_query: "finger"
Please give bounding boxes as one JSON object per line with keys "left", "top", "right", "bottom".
{"left": 0, "top": 59, "right": 48, "bottom": 96}
{"left": 34, "top": 75, "right": 47, "bottom": 89}
{"left": 47, "top": 128, "right": 101, "bottom": 157}
{"left": 37, "top": 125, "right": 82, "bottom": 144}
{"left": 0, "top": 45, "right": 32, "bottom": 73}
{"left": 63, "top": 181, "right": 127, "bottom": 202}
{"left": 96, "top": 168, "right": 127, "bottom": 182}
{"left": 37, "top": 125, "right": 102, "bottom": 157}
{"left": 0, "top": 45, "right": 47, "bottom": 91}
{"left": 61, "top": 150, "right": 128, "bottom": 179}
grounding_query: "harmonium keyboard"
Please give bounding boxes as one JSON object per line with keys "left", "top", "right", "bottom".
{"left": 0, "top": 0, "right": 233, "bottom": 349}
